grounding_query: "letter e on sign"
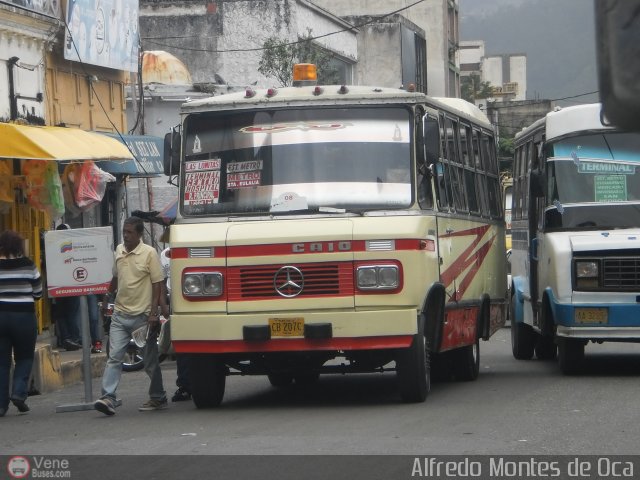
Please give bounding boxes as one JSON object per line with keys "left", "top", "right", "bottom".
{"left": 73, "top": 267, "right": 88, "bottom": 282}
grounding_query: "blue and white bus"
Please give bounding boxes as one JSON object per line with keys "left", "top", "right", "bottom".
{"left": 510, "top": 103, "right": 640, "bottom": 374}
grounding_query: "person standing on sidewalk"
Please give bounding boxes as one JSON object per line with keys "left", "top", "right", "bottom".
{"left": 94, "top": 216, "right": 169, "bottom": 416}
{"left": 0, "top": 230, "right": 43, "bottom": 417}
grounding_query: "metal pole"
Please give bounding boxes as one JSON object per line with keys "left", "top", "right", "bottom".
{"left": 79, "top": 295, "right": 92, "bottom": 402}
{"left": 55, "top": 296, "right": 95, "bottom": 412}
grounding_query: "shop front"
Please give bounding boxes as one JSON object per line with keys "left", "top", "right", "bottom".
{"left": 0, "top": 122, "right": 134, "bottom": 334}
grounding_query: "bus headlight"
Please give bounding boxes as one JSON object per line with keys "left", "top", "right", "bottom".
{"left": 575, "top": 260, "right": 599, "bottom": 289}
{"left": 356, "top": 265, "right": 399, "bottom": 290}
{"left": 183, "top": 271, "right": 224, "bottom": 297}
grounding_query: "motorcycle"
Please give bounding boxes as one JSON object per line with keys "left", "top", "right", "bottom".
{"left": 100, "top": 302, "right": 169, "bottom": 372}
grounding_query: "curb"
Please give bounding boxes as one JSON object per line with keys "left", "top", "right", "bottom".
{"left": 31, "top": 343, "right": 106, "bottom": 394}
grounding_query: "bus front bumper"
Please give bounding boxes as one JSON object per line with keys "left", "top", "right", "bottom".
{"left": 171, "top": 308, "right": 418, "bottom": 354}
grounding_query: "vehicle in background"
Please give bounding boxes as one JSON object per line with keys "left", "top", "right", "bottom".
{"left": 164, "top": 64, "right": 507, "bottom": 407}
{"left": 510, "top": 102, "right": 640, "bottom": 374}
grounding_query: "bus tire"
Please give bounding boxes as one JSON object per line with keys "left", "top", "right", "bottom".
{"left": 453, "top": 338, "right": 480, "bottom": 381}
{"left": 510, "top": 294, "right": 535, "bottom": 359}
{"left": 190, "top": 354, "right": 226, "bottom": 408}
{"left": 268, "top": 374, "right": 293, "bottom": 387}
{"left": 396, "top": 315, "right": 431, "bottom": 403}
{"left": 558, "top": 338, "right": 584, "bottom": 375}
{"left": 535, "top": 335, "right": 557, "bottom": 360}
{"left": 294, "top": 372, "right": 320, "bottom": 385}
{"left": 511, "top": 320, "right": 535, "bottom": 360}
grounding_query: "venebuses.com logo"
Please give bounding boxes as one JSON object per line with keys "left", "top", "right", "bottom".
{"left": 7, "top": 456, "right": 72, "bottom": 478}
{"left": 7, "top": 456, "right": 30, "bottom": 479}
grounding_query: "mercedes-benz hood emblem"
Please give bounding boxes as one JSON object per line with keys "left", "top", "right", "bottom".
{"left": 274, "top": 266, "right": 304, "bottom": 297}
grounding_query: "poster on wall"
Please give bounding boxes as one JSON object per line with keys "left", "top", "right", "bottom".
{"left": 7, "top": 0, "right": 61, "bottom": 18}
{"left": 63, "top": 0, "right": 139, "bottom": 72}
{"left": 44, "top": 227, "right": 114, "bottom": 298}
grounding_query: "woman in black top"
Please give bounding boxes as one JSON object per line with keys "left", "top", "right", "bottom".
{"left": 0, "top": 230, "right": 43, "bottom": 417}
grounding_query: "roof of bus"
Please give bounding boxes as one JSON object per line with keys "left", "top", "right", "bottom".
{"left": 180, "top": 85, "right": 493, "bottom": 129}
{"left": 182, "top": 85, "right": 425, "bottom": 113}
{"left": 515, "top": 103, "right": 612, "bottom": 143}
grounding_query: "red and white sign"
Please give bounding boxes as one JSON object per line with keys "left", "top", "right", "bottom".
{"left": 184, "top": 170, "right": 220, "bottom": 206}
{"left": 227, "top": 171, "right": 261, "bottom": 188}
{"left": 44, "top": 227, "right": 114, "bottom": 297}
{"left": 185, "top": 159, "right": 221, "bottom": 171}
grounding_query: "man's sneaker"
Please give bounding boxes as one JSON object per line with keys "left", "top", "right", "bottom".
{"left": 91, "top": 341, "right": 103, "bottom": 354}
{"left": 171, "top": 387, "right": 191, "bottom": 402}
{"left": 94, "top": 398, "right": 116, "bottom": 416}
{"left": 138, "top": 398, "right": 168, "bottom": 411}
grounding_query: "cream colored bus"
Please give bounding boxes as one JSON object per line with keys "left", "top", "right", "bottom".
{"left": 164, "top": 66, "right": 507, "bottom": 407}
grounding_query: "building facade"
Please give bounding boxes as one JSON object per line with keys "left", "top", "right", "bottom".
{"left": 312, "top": 0, "right": 460, "bottom": 97}
{"left": 0, "top": 0, "right": 149, "bottom": 334}
{"left": 460, "top": 40, "right": 527, "bottom": 102}
{"left": 138, "top": 0, "right": 358, "bottom": 89}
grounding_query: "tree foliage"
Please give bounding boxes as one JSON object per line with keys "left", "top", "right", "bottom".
{"left": 258, "top": 29, "right": 339, "bottom": 87}
{"left": 461, "top": 74, "right": 493, "bottom": 102}
{"left": 498, "top": 135, "right": 515, "bottom": 158}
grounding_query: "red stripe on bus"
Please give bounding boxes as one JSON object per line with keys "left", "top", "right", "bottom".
{"left": 173, "top": 335, "right": 413, "bottom": 353}
{"left": 225, "top": 239, "right": 422, "bottom": 257}
{"left": 438, "top": 306, "right": 479, "bottom": 352}
{"left": 174, "top": 240, "right": 422, "bottom": 259}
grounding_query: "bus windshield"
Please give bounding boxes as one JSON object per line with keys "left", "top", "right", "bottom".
{"left": 545, "top": 132, "right": 640, "bottom": 229}
{"left": 180, "top": 107, "right": 412, "bottom": 216}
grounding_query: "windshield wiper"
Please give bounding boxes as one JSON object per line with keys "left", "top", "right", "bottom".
{"left": 270, "top": 206, "right": 363, "bottom": 216}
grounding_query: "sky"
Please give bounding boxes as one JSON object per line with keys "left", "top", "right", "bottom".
{"left": 459, "top": 0, "right": 600, "bottom": 106}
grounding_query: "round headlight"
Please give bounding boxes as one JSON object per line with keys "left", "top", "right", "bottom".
{"left": 183, "top": 274, "right": 203, "bottom": 294}
{"left": 203, "top": 273, "right": 223, "bottom": 295}
{"left": 357, "top": 267, "right": 378, "bottom": 288}
{"left": 378, "top": 267, "right": 398, "bottom": 287}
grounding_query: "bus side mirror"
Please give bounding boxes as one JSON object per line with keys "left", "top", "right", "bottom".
{"left": 596, "top": 0, "right": 640, "bottom": 131}
{"left": 423, "top": 115, "right": 440, "bottom": 166}
{"left": 163, "top": 131, "right": 181, "bottom": 176}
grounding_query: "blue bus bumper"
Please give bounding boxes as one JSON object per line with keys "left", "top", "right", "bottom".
{"left": 549, "top": 291, "right": 640, "bottom": 339}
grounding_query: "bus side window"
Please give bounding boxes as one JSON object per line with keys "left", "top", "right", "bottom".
{"left": 474, "top": 129, "right": 490, "bottom": 217}
{"left": 436, "top": 113, "right": 452, "bottom": 210}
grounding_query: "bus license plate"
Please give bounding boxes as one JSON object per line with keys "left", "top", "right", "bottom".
{"left": 269, "top": 317, "right": 304, "bottom": 337}
{"left": 575, "top": 308, "right": 608, "bottom": 324}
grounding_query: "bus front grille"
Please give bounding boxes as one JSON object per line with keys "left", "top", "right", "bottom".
{"left": 227, "top": 262, "right": 354, "bottom": 300}
{"left": 603, "top": 258, "right": 640, "bottom": 290}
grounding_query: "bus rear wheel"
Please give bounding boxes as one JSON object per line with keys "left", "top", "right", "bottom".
{"left": 396, "top": 316, "right": 430, "bottom": 403}
{"left": 190, "top": 354, "right": 227, "bottom": 408}
{"left": 268, "top": 374, "right": 293, "bottom": 387}
{"left": 453, "top": 338, "right": 480, "bottom": 381}
{"left": 558, "top": 338, "right": 584, "bottom": 375}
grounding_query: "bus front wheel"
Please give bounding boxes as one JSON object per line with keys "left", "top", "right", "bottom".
{"left": 396, "top": 315, "right": 431, "bottom": 403}
{"left": 511, "top": 293, "right": 535, "bottom": 360}
{"left": 558, "top": 338, "right": 584, "bottom": 375}
{"left": 190, "top": 354, "right": 227, "bottom": 408}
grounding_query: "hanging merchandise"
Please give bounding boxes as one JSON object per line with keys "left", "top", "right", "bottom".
{"left": 22, "top": 159, "right": 65, "bottom": 219}
{"left": 0, "top": 160, "right": 13, "bottom": 211}
{"left": 61, "top": 163, "right": 82, "bottom": 217}
{"left": 74, "top": 160, "right": 116, "bottom": 210}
